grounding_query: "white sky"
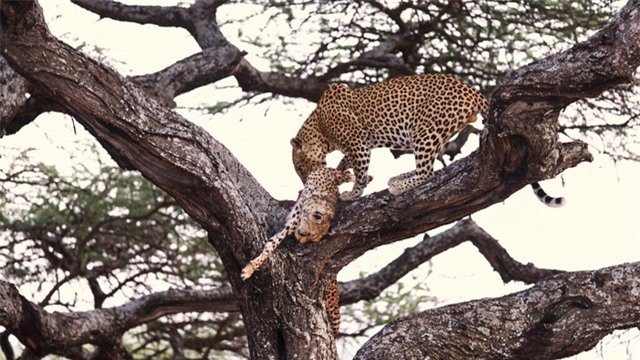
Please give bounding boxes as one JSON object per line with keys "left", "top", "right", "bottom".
{"left": 1, "top": 1, "right": 637, "bottom": 359}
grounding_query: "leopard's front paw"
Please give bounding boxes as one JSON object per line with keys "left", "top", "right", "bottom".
{"left": 388, "top": 179, "right": 411, "bottom": 196}
{"left": 241, "top": 265, "right": 255, "bottom": 280}
{"left": 340, "top": 188, "right": 363, "bottom": 201}
{"left": 388, "top": 171, "right": 415, "bottom": 186}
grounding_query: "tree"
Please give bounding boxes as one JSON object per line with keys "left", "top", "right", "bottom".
{"left": 0, "top": 144, "right": 247, "bottom": 358}
{"left": 0, "top": 0, "right": 638, "bottom": 359}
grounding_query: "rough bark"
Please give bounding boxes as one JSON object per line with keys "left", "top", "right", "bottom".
{"left": 0, "top": 55, "right": 63, "bottom": 136}
{"left": 319, "top": 0, "right": 640, "bottom": 271}
{"left": 71, "top": 0, "right": 330, "bottom": 102}
{"left": 0, "top": 43, "right": 244, "bottom": 134}
{"left": 0, "top": 217, "right": 566, "bottom": 356}
{"left": 0, "top": 281, "right": 236, "bottom": 358}
{"left": 0, "top": 0, "right": 638, "bottom": 359}
{"left": 0, "top": 55, "right": 28, "bottom": 135}
{"left": 355, "top": 261, "right": 640, "bottom": 359}
{"left": 132, "top": 46, "right": 246, "bottom": 107}
{"left": 0, "top": 217, "right": 565, "bottom": 358}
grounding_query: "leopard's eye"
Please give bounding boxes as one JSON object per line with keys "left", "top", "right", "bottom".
{"left": 312, "top": 211, "right": 323, "bottom": 222}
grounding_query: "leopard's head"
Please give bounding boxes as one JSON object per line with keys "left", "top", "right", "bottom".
{"left": 293, "top": 168, "right": 355, "bottom": 244}
{"left": 291, "top": 137, "right": 325, "bottom": 183}
{"left": 294, "top": 198, "right": 335, "bottom": 244}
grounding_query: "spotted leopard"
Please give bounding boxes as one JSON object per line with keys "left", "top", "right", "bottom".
{"left": 241, "top": 167, "right": 355, "bottom": 280}
{"left": 291, "top": 74, "right": 485, "bottom": 200}
{"left": 291, "top": 74, "right": 564, "bottom": 206}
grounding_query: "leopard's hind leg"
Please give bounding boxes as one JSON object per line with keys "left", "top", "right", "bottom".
{"left": 388, "top": 127, "right": 439, "bottom": 195}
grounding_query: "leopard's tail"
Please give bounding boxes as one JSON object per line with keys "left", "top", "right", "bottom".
{"left": 323, "top": 274, "right": 341, "bottom": 337}
{"left": 531, "top": 182, "right": 565, "bottom": 208}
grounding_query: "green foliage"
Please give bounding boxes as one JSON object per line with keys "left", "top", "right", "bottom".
{"left": 0, "top": 144, "right": 224, "bottom": 308}
{"left": 225, "top": 0, "right": 615, "bottom": 90}
{"left": 0, "top": 142, "right": 238, "bottom": 357}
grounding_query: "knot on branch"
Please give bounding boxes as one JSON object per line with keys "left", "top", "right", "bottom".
{"left": 514, "top": 296, "right": 594, "bottom": 358}
{"left": 540, "top": 296, "right": 594, "bottom": 325}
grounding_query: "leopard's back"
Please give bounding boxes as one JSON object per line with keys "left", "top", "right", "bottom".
{"left": 350, "top": 74, "right": 487, "bottom": 150}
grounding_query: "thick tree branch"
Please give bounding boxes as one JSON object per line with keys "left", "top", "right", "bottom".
{"left": 0, "top": 0, "right": 280, "bottom": 289}
{"left": 71, "top": 0, "right": 334, "bottom": 103}
{"left": 355, "top": 261, "right": 640, "bottom": 359}
{"left": 0, "top": 217, "right": 563, "bottom": 354}
{"left": 1, "top": 1, "right": 638, "bottom": 358}
{"left": 132, "top": 46, "right": 245, "bottom": 107}
{"left": 0, "top": 0, "right": 247, "bottom": 133}
{"left": 72, "top": 0, "right": 325, "bottom": 100}
{"left": 0, "top": 55, "right": 27, "bottom": 135}
{"left": 0, "top": 279, "right": 130, "bottom": 358}
{"left": 493, "top": 3, "right": 640, "bottom": 106}
{"left": 122, "top": 288, "right": 238, "bottom": 328}
{"left": 73, "top": 0, "right": 331, "bottom": 102}
{"left": 231, "top": 59, "right": 328, "bottom": 102}
{"left": 0, "top": 281, "right": 237, "bottom": 357}
{"left": 0, "top": 45, "right": 245, "bottom": 134}
{"left": 0, "top": 3, "right": 320, "bottom": 357}
{"left": 0, "top": 55, "right": 61, "bottom": 136}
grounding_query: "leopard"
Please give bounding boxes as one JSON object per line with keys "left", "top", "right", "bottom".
{"left": 291, "top": 73, "right": 565, "bottom": 206}
{"left": 241, "top": 167, "right": 355, "bottom": 280}
{"left": 291, "top": 74, "right": 486, "bottom": 200}
{"left": 323, "top": 273, "right": 341, "bottom": 336}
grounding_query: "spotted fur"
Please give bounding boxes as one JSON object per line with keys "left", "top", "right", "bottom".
{"left": 324, "top": 274, "right": 340, "bottom": 336}
{"left": 241, "top": 168, "right": 355, "bottom": 280}
{"left": 291, "top": 74, "right": 488, "bottom": 200}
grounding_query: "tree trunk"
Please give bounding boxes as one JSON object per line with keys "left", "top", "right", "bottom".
{"left": 0, "top": 1, "right": 335, "bottom": 358}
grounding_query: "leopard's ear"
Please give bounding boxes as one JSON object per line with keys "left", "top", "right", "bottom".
{"left": 290, "top": 137, "right": 303, "bottom": 149}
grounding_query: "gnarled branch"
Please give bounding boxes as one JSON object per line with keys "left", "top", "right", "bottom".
{"left": 0, "top": 280, "right": 236, "bottom": 358}
{"left": 339, "top": 218, "right": 563, "bottom": 305}
{"left": 355, "top": 261, "right": 640, "bottom": 359}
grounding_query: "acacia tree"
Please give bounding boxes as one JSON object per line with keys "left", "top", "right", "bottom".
{"left": 0, "top": 145, "right": 248, "bottom": 358}
{"left": 0, "top": 0, "right": 639, "bottom": 359}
